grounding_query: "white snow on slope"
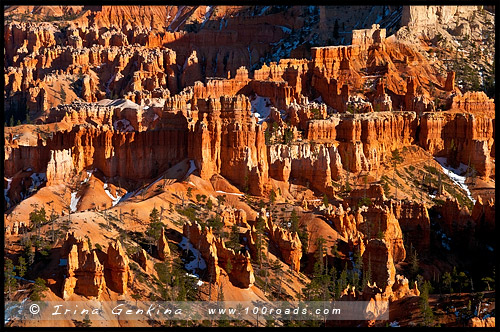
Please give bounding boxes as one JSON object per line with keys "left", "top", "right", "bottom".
{"left": 4, "top": 177, "right": 12, "bottom": 208}
{"left": 119, "top": 190, "right": 135, "bottom": 203}
{"left": 434, "top": 157, "right": 475, "bottom": 204}
{"left": 103, "top": 183, "right": 124, "bottom": 207}
{"left": 250, "top": 95, "right": 272, "bottom": 124}
{"left": 277, "top": 25, "right": 291, "bottom": 33}
{"left": 70, "top": 192, "right": 80, "bottom": 213}
{"left": 30, "top": 173, "right": 47, "bottom": 192}
{"left": 81, "top": 170, "right": 93, "bottom": 184}
{"left": 5, "top": 298, "right": 28, "bottom": 325}
{"left": 178, "top": 237, "right": 207, "bottom": 276}
{"left": 257, "top": 6, "right": 270, "bottom": 16}
{"left": 185, "top": 160, "right": 197, "bottom": 178}
{"left": 113, "top": 119, "right": 135, "bottom": 132}
{"left": 215, "top": 190, "right": 244, "bottom": 196}
{"left": 389, "top": 321, "right": 400, "bottom": 327}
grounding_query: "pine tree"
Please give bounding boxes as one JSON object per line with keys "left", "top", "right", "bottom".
{"left": 362, "top": 252, "right": 372, "bottom": 289}
{"left": 146, "top": 207, "right": 162, "bottom": 253}
{"left": 290, "top": 209, "right": 299, "bottom": 233}
{"left": 271, "top": 259, "right": 284, "bottom": 298}
{"left": 329, "top": 264, "right": 338, "bottom": 300}
{"left": 17, "top": 257, "right": 27, "bottom": 278}
{"left": 82, "top": 314, "right": 91, "bottom": 327}
{"left": 30, "top": 278, "right": 48, "bottom": 301}
{"left": 269, "top": 189, "right": 277, "bottom": 205}
{"left": 391, "top": 149, "right": 403, "bottom": 198}
{"left": 4, "top": 258, "right": 17, "bottom": 300}
{"left": 420, "top": 280, "right": 434, "bottom": 326}
{"left": 255, "top": 215, "right": 266, "bottom": 269}
{"left": 322, "top": 194, "right": 329, "bottom": 208}
{"left": 409, "top": 244, "right": 419, "bottom": 279}
{"left": 333, "top": 19, "right": 339, "bottom": 39}
{"left": 228, "top": 224, "right": 240, "bottom": 251}
{"left": 338, "top": 264, "right": 348, "bottom": 295}
{"left": 442, "top": 272, "right": 453, "bottom": 293}
{"left": 353, "top": 247, "right": 363, "bottom": 290}
{"left": 24, "top": 239, "right": 35, "bottom": 266}
{"left": 457, "top": 271, "right": 469, "bottom": 295}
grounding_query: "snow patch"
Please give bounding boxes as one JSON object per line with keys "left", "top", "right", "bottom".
{"left": 215, "top": 190, "right": 244, "bottom": 196}
{"left": 389, "top": 321, "right": 400, "bottom": 327}
{"left": 434, "top": 157, "right": 475, "bottom": 204}
{"left": 277, "top": 25, "right": 291, "bottom": 34}
{"left": 4, "top": 177, "right": 12, "bottom": 208}
{"left": 103, "top": 183, "right": 124, "bottom": 207}
{"left": 70, "top": 192, "right": 80, "bottom": 213}
{"left": 113, "top": 119, "right": 135, "bottom": 132}
{"left": 30, "top": 173, "right": 46, "bottom": 191}
{"left": 167, "top": 6, "right": 185, "bottom": 31}
{"left": 119, "top": 190, "right": 134, "bottom": 203}
{"left": 185, "top": 160, "right": 197, "bottom": 178}
{"left": 257, "top": 6, "right": 270, "bottom": 16}
{"left": 178, "top": 237, "right": 207, "bottom": 276}
{"left": 5, "top": 298, "right": 28, "bottom": 325}
{"left": 250, "top": 95, "right": 272, "bottom": 124}
{"left": 81, "top": 170, "right": 93, "bottom": 184}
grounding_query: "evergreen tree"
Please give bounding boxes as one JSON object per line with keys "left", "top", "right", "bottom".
{"left": 353, "top": 247, "right": 363, "bottom": 290}
{"left": 4, "top": 258, "right": 17, "bottom": 300}
{"left": 442, "top": 272, "right": 453, "bottom": 293}
{"left": 269, "top": 189, "right": 277, "bottom": 205}
{"left": 362, "top": 252, "right": 372, "bottom": 289}
{"left": 409, "top": 244, "right": 419, "bottom": 279}
{"left": 228, "top": 224, "right": 240, "bottom": 251}
{"left": 290, "top": 209, "right": 299, "bottom": 233}
{"left": 17, "top": 257, "right": 27, "bottom": 278}
{"left": 256, "top": 215, "right": 267, "bottom": 269}
{"left": 457, "top": 271, "right": 469, "bottom": 295}
{"left": 333, "top": 19, "right": 339, "bottom": 39}
{"left": 82, "top": 314, "right": 91, "bottom": 327}
{"left": 146, "top": 207, "right": 162, "bottom": 253}
{"left": 271, "top": 259, "right": 284, "bottom": 298}
{"left": 420, "top": 280, "right": 434, "bottom": 326}
{"left": 24, "top": 239, "right": 35, "bottom": 266}
{"left": 339, "top": 264, "right": 348, "bottom": 293}
{"left": 329, "top": 264, "right": 338, "bottom": 300}
{"left": 30, "top": 278, "right": 48, "bottom": 301}
{"left": 391, "top": 149, "right": 403, "bottom": 198}
{"left": 481, "top": 276, "right": 494, "bottom": 291}
{"left": 322, "top": 194, "right": 329, "bottom": 208}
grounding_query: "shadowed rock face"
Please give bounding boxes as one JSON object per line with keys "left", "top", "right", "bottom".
{"left": 3, "top": 6, "right": 495, "bottom": 327}
{"left": 362, "top": 239, "right": 396, "bottom": 290}
{"left": 106, "top": 239, "right": 130, "bottom": 294}
{"left": 61, "top": 233, "right": 130, "bottom": 298}
{"left": 183, "top": 219, "right": 255, "bottom": 288}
